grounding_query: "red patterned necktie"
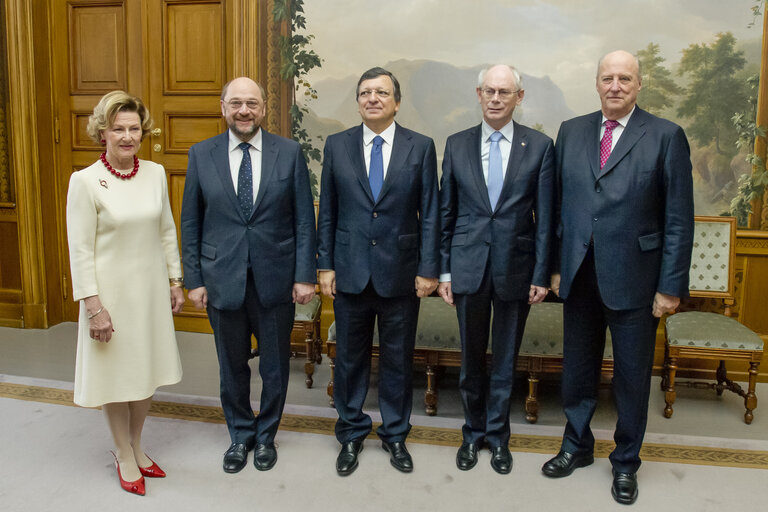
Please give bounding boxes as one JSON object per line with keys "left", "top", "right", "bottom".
{"left": 599, "top": 120, "right": 619, "bottom": 169}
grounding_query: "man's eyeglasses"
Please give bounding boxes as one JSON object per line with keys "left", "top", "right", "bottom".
{"left": 226, "top": 100, "right": 261, "bottom": 110}
{"left": 358, "top": 89, "right": 392, "bottom": 99}
{"left": 480, "top": 88, "right": 519, "bottom": 100}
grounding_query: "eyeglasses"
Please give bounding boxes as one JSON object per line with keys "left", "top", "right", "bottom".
{"left": 226, "top": 100, "right": 262, "bottom": 110}
{"left": 358, "top": 89, "right": 392, "bottom": 99}
{"left": 480, "top": 88, "right": 519, "bottom": 100}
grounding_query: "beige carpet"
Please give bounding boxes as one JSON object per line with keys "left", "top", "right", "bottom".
{"left": 2, "top": 377, "right": 767, "bottom": 512}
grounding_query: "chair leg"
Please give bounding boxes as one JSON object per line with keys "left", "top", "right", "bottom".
{"left": 663, "top": 356, "right": 678, "bottom": 418}
{"left": 314, "top": 333, "right": 323, "bottom": 364}
{"left": 525, "top": 371, "right": 539, "bottom": 424}
{"left": 745, "top": 362, "right": 759, "bottom": 425}
{"left": 304, "top": 330, "right": 315, "bottom": 388}
{"left": 327, "top": 356, "right": 335, "bottom": 408}
{"left": 424, "top": 365, "right": 438, "bottom": 416}
{"left": 661, "top": 344, "right": 670, "bottom": 391}
{"left": 715, "top": 360, "right": 727, "bottom": 396}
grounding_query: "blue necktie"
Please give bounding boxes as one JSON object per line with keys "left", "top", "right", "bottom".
{"left": 487, "top": 131, "right": 503, "bottom": 210}
{"left": 369, "top": 135, "right": 384, "bottom": 201}
{"left": 237, "top": 142, "right": 253, "bottom": 218}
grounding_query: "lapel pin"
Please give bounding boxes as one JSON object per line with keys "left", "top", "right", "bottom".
{"left": 521, "top": 142, "right": 526, "bottom": 147}
{"left": 99, "top": 179, "right": 108, "bottom": 189}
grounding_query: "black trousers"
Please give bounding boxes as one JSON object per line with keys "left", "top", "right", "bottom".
{"left": 332, "top": 282, "right": 420, "bottom": 444}
{"left": 454, "top": 265, "right": 530, "bottom": 447}
{"left": 560, "top": 246, "right": 659, "bottom": 473}
{"left": 207, "top": 273, "right": 295, "bottom": 445}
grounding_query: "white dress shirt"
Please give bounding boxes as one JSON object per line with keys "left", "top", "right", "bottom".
{"left": 600, "top": 106, "right": 635, "bottom": 151}
{"left": 363, "top": 122, "right": 396, "bottom": 178}
{"left": 228, "top": 128, "right": 262, "bottom": 202}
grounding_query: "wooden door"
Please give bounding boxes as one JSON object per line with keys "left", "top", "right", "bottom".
{"left": 50, "top": 0, "right": 239, "bottom": 331}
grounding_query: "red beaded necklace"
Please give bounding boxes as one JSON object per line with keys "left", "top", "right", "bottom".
{"left": 100, "top": 152, "right": 139, "bottom": 180}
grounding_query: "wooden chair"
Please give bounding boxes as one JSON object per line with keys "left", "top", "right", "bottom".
{"left": 662, "top": 216, "right": 764, "bottom": 424}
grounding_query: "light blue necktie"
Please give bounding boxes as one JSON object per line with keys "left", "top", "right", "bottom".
{"left": 487, "top": 131, "right": 503, "bottom": 210}
{"left": 237, "top": 142, "right": 253, "bottom": 218}
{"left": 369, "top": 135, "right": 384, "bottom": 201}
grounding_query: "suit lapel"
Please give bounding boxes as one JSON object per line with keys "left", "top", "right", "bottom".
{"left": 496, "top": 122, "right": 528, "bottom": 211}
{"left": 344, "top": 125, "right": 373, "bottom": 202}
{"left": 377, "top": 123, "right": 413, "bottom": 203}
{"left": 210, "top": 132, "right": 246, "bottom": 220}
{"left": 585, "top": 112, "right": 602, "bottom": 180}
{"left": 599, "top": 108, "right": 646, "bottom": 178}
{"left": 466, "top": 125, "right": 492, "bottom": 212}
{"left": 253, "top": 129, "right": 277, "bottom": 215}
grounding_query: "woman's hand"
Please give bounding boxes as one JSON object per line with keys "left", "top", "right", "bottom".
{"left": 170, "top": 286, "right": 185, "bottom": 313}
{"left": 84, "top": 296, "right": 113, "bottom": 342}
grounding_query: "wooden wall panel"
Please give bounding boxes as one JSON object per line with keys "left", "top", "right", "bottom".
{"left": 165, "top": 2, "right": 224, "bottom": 93}
{"left": 71, "top": 111, "right": 100, "bottom": 150}
{"left": 68, "top": 3, "right": 127, "bottom": 93}
{"left": 0, "top": 219, "right": 21, "bottom": 290}
{"left": 165, "top": 114, "right": 224, "bottom": 153}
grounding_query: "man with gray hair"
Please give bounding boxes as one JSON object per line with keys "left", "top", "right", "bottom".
{"left": 438, "top": 64, "right": 555, "bottom": 474}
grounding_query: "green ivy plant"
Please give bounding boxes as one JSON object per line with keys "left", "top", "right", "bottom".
{"left": 728, "top": 74, "right": 768, "bottom": 227}
{"left": 273, "top": 0, "right": 322, "bottom": 198}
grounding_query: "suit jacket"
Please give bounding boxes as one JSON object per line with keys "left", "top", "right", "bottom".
{"left": 180, "top": 130, "right": 316, "bottom": 310}
{"left": 554, "top": 107, "right": 694, "bottom": 310}
{"left": 440, "top": 122, "right": 555, "bottom": 301}
{"left": 316, "top": 123, "right": 440, "bottom": 297}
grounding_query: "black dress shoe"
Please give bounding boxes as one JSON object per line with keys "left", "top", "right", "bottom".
{"left": 489, "top": 446, "right": 512, "bottom": 474}
{"left": 456, "top": 442, "right": 480, "bottom": 471}
{"left": 253, "top": 443, "right": 277, "bottom": 471}
{"left": 223, "top": 442, "right": 253, "bottom": 473}
{"left": 381, "top": 441, "right": 413, "bottom": 473}
{"left": 541, "top": 450, "right": 594, "bottom": 478}
{"left": 336, "top": 438, "right": 364, "bottom": 476}
{"left": 612, "top": 471, "right": 638, "bottom": 505}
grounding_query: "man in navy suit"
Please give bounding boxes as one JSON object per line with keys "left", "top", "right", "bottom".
{"left": 317, "top": 67, "right": 440, "bottom": 476}
{"left": 542, "top": 51, "right": 694, "bottom": 505}
{"left": 181, "top": 77, "right": 316, "bottom": 474}
{"left": 438, "top": 64, "right": 554, "bottom": 474}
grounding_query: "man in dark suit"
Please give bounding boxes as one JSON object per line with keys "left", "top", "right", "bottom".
{"left": 542, "top": 51, "right": 694, "bottom": 505}
{"left": 438, "top": 64, "right": 554, "bottom": 474}
{"left": 317, "top": 67, "right": 440, "bottom": 476}
{"left": 181, "top": 77, "right": 316, "bottom": 474}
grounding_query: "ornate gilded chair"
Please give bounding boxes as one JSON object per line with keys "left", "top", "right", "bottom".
{"left": 662, "top": 216, "right": 764, "bottom": 424}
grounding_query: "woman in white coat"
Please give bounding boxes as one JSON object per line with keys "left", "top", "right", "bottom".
{"left": 66, "top": 91, "right": 184, "bottom": 496}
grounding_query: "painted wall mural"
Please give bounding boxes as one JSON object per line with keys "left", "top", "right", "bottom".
{"left": 297, "top": 0, "right": 762, "bottom": 218}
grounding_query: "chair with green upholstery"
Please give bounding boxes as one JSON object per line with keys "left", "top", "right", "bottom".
{"left": 662, "top": 216, "right": 764, "bottom": 424}
{"left": 518, "top": 302, "right": 613, "bottom": 423}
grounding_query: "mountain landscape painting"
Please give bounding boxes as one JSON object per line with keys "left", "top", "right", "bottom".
{"left": 299, "top": 0, "right": 763, "bottom": 218}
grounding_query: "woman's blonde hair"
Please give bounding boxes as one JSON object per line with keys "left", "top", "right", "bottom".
{"left": 86, "top": 91, "right": 153, "bottom": 144}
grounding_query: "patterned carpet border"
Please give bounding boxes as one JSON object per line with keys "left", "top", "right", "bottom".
{"left": 3, "top": 381, "right": 767, "bottom": 470}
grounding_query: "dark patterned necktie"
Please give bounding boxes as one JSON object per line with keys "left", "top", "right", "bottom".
{"left": 237, "top": 142, "right": 253, "bottom": 218}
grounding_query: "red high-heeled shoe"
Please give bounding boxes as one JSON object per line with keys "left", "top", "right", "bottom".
{"left": 139, "top": 456, "right": 166, "bottom": 478}
{"left": 111, "top": 452, "right": 146, "bottom": 496}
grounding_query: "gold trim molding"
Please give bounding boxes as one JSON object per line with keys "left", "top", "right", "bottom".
{"left": 2, "top": 381, "right": 768, "bottom": 469}
{"left": 736, "top": 229, "right": 768, "bottom": 254}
